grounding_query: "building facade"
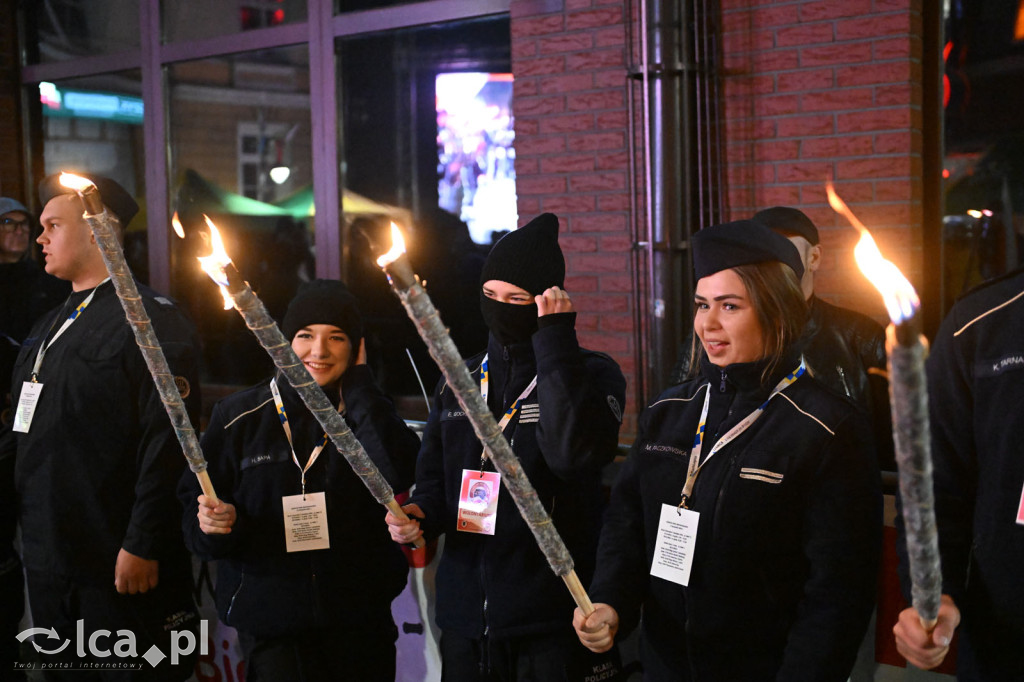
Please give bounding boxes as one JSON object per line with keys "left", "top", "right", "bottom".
{"left": 0, "top": 0, "right": 1002, "bottom": 435}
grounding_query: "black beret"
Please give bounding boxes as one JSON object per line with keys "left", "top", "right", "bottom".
{"left": 692, "top": 220, "right": 804, "bottom": 281}
{"left": 39, "top": 173, "right": 139, "bottom": 229}
{"left": 282, "top": 279, "right": 363, "bottom": 349}
{"left": 753, "top": 206, "right": 819, "bottom": 245}
{"left": 480, "top": 212, "right": 565, "bottom": 295}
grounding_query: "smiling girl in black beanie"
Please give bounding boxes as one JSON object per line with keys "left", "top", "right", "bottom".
{"left": 180, "top": 279, "right": 420, "bottom": 682}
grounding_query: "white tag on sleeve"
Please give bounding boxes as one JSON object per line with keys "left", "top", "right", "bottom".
{"left": 12, "top": 382, "right": 43, "bottom": 433}
{"left": 282, "top": 492, "right": 330, "bottom": 552}
{"left": 650, "top": 503, "right": 699, "bottom": 586}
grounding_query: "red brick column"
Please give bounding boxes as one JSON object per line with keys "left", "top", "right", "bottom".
{"left": 721, "top": 0, "right": 924, "bottom": 318}
{"left": 510, "top": 0, "right": 638, "bottom": 431}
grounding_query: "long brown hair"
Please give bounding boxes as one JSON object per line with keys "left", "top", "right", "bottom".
{"left": 687, "top": 261, "right": 807, "bottom": 383}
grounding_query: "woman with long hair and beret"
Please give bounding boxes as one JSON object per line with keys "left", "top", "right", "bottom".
{"left": 574, "top": 220, "right": 882, "bottom": 681}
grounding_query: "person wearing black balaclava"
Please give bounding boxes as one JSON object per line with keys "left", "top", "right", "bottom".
{"left": 385, "top": 213, "right": 627, "bottom": 681}
{"left": 573, "top": 220, "right": 882, "bottom": 681}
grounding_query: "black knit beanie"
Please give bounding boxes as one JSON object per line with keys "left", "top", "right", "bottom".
{"left": 282, "top": 279, "right": 363, "bottom": 349}
{"left": 480, "top": 212, "right": 565, "bottom": 295}
{"left": 692, "top": 220, "right": 804, "bottom": 281}
{"left": 39, "top": 173, "right": 140, "bottom": 229}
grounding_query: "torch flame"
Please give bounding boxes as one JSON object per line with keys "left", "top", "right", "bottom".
{"left": 376, "top": 223, "right": 407, "bottom": 268}
{"left": 196, "top": 215, "right": 235, "bottom": 310}
{"left": 171, "top": 212, "right": 185, "bottom": 239}
{"left": 827, "top": 183, "right": 919, "bottom": 325}
{"left": 59, "top": 172, "right": 96, "bottom": 192}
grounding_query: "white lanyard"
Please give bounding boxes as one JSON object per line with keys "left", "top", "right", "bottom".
{"left": 30, "top": 279, "right": 108, "bottom": 382}
{"left": 680, "top": 359, "right": 806, "bottom": 508}
{"left": 479, "top": 353, "right": 538, "bottom": 465}
{"left": 270, "top": 378, "right": 339, "bottom": 498}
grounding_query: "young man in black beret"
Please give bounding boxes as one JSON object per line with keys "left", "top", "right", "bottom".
{"left": 386, "top": 212, "right": 627, "bottom": 680}
{"left": 7, "top": 174, "right": 201, "bottom": 679}
{"left": 752, "top": 206, "right": 893, "bottom": 472}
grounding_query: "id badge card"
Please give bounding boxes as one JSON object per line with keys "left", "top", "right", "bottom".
{"left": 457, "top": 470, "right": 500, "bottom": 535}
{"left": 282, "top": 492, "right": 330, "bottom": 552}
{"left": 13, "top": 382, "right": 43, "bottom": 433}
{"left": 650, "top": 503, "right": 699, "bottom": 586}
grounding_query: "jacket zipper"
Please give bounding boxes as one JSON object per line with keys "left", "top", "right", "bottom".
{"left": 836, "top": 365, "right": 852, "bottom": 397}
{"left": 480, "top": 559, "right": 489, "bottom": 675}
{"left": 225, "top": 572, "right": 245, "bottom": 623}
{"left": 719, "top": 368, "right": 727, "bottom": 393}
{"left": 712, "top": 454, "right": 740, "bottom": 540}
{"left": 311, "top": 568, "right": 319, "bottom": 624}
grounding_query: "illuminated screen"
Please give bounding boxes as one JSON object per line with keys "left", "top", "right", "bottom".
{"left": 436, "top": 72, "right": 516, "bottom": 244}
{"left": 39, "top": 82, "right": 144, "bottom": 125}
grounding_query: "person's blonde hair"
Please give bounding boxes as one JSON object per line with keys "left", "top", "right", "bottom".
{"left": 688, "top": 261, "right": 807, "bottom": 383}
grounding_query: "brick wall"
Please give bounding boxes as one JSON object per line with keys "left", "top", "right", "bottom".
{"left": 509, "top": 0, "right": 638, "bottom": 431}
{"left": 721, "top": 0, "right": 924, "bottom": 320}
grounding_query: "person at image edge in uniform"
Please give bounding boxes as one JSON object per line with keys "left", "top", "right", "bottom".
{"left": 385, "top": 212, "right": 627, "bottom": 681}
{"left": 8, "top": 174, "right": 201, "bottom": 680}
{"left": 574, "top": 220, "right": 882, "bottom": 681}
{"left": 892, "top": 265, "right": 1024, "bottom": 680}
{"left": 180, "top": 279, "right": 420, "bottom": 682}
{"left": 1, "top": 194, "right": 68, "bottom": 680}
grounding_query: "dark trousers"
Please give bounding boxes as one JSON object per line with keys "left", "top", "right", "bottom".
{"left": 2, "top": 554, "right": 26, "bottom": 680}
{"left": 238, "top": 621, "right": 397, "bottom": 682}
{"left": 440, "top": 630, "right": 579, "bottom": 682}
{"left": 25, "top": 571, "right": 198, "bottom": 682}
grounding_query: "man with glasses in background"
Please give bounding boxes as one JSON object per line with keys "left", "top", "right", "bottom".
{"left": 1, "top": 197, "right": 69, "bottom": 347}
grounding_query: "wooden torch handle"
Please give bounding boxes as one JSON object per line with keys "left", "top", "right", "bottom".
{"left": 196, "top": 469, "right": 218, "bottom": 504}
{"left": 563, "top": 569, "right": 595, "bottom": 616}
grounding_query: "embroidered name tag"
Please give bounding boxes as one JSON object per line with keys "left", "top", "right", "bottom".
{"left": 441, "top": 409, "right": 467, "bottom": 421}
{"left": 241, "top": 451, "right": 287, "bottom": 470}
{"left": 977, "top": 353, "right": 1024, "bottom": 378}
{"left": 644, "top": 443, "right": 687, "bottom": 457}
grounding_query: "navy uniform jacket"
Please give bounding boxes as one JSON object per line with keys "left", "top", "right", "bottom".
{"left": 899, "top": 268, "right": 1024, "bottom": 679}
{"left": 410, "top": 316, "right": 626, "bottom": 641}
{"left": 593, "top": 349, "right": 881, "bottom": 681}
{"left": 12, "top": 280, "right": 200, "bottom": 587}
{"left": 180, "top": 366, "right": 419, "bottom": 639}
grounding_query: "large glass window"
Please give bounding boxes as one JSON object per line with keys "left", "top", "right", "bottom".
{"left": 163, "top": 0, "right": 308, "bottom": 43}
{"left": 337, "top": 16, "right": 512, "bottom": 401}
{"left": 941, "top": 1, "right": 1024, "bottom": 312}
{"left": 167, "top": 46, "right": 314, "bottom": 386}
{"left": 27, "top": 0, "right": 140, "bottom": 63}
{"left": 39, "top": 71, "right": 149, "bottom": 280}
{"left": 21, "top": 1, "right": 513, "bottom": 402}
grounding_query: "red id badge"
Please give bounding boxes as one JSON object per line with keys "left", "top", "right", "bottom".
{"left": 1017, "top": 480, "right": 1024, "bottom": 526}
{"left": 457, "top": 470, "right": 500, "bottom": 535}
